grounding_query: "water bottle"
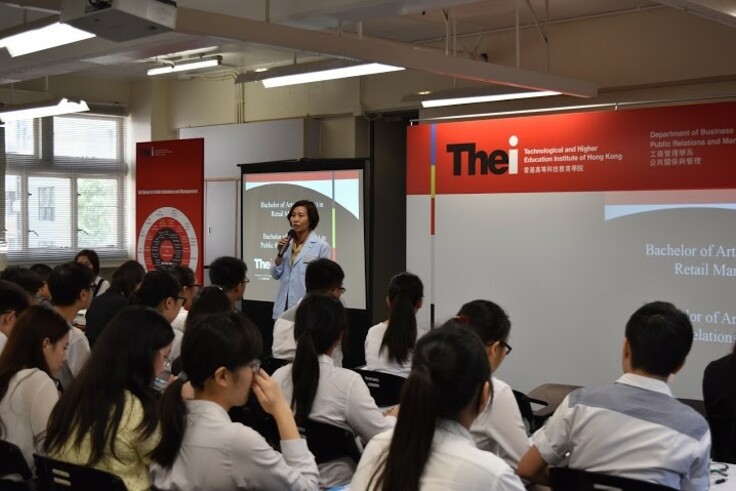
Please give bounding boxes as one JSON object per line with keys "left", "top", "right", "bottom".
{"left": 153, "top": 357, "right": 172, "bottom": 392}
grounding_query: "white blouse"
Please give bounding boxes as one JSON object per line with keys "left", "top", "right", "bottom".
{"left": 150, "top": 399, "right": 319, "bottom": 491}
{"left": 364, "top": 322, "right": 428, "bottom": 377}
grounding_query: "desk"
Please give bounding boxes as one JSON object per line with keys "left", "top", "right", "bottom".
{"left": 711, "top": 462, "right": 735, "bottom": 490}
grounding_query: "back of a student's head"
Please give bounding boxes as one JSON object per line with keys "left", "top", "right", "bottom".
{"left": 305, "top": 258, "right": 344, "bottom": 294}
{"left": 132, "top": 270, "right": 181, "bottom": 309}
{"left": 167, "top": 265, "right": 196, "bottom": 289}
{"left": 110, "top": 260, "right": 145, "bottom": 297}
{"left": 372, "top": 321, "right": 490, "bottom": 491}
{"left": 292, "top": 294, "right": 348, "bottom": 424}
{"left": 184, "top": 286, "right": 232, "bottom": 332}
{"left": 0, "top": 266, "right": 44, "bottom": 301}
{"left": 29, "top": 263, "right": 53, "bottom": 281}
{"left": 381, "top": 272, "right": 424, "bottom": 364}
{"left": 457, "top": 299, "right": 511, "bottom": 345}
{"left": 0, "top": 280, "right": 31, "bottom": 323}
{"left": 208, "top": 256, "right": 246, "bottom": 291}
{"left": 48, "top": 262, "right": 96, "bottom": 307}
{"left": 625, "top": 301, "right": 693, "bottom": 377}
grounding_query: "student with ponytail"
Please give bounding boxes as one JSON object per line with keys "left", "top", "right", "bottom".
{"left": 272, "top": 294, "right": 395, "bottom": 489}
{"left": 151, "top": 312, "right": 319, "bottom": 490}
{"left": 364, "top": 273, "right": 424, "bottom": 377}
{"left": 457, "top": 299, "right": 530, "bottom": 471}
{"left": 351, "top": 321, "right": 525, "bottom": 491}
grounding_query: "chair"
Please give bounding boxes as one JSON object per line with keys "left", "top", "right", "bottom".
{"left": 299, "top": 420, "right": 361, "bottom": 465}
{"left": 351, "top": 368, "right": 405, "bottom": 407}
{"left": 527, "top": 383, "right": 582, "bottom": 425}
{"left": 512, "top": 389, "right": 540, "bottom": 435}
{"left": 33, "top": 455, "right": 127, "bottom": 491}
{"left": 0, "top": 440, "right": 34, "bottom": 490}
{"left": 549, "top": 467, "right": 677, "bottom": 491}
{"left": 261, "top": 357, "right": 289, "bottom": 376}
{"left": 676, "top": 398, "right": 706, "bottom": 418}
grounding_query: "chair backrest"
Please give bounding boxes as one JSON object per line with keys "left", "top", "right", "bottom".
{"left": 0, "top": 439, "right": 33, "bottom": 489}
{"left": 512, "top": 389, "right": 537, "bottom": 434}
{"left": 261, "top": 357, "right": 289, "bottom": 376}
{"left": 527, "top": 383, "right": 582, "bottom": 425}
{"left": 351, "top": 368, "right": 405, "bottom": 407}
{"left": 549, "top": 467, "right": 678, "bottom": 491}
{"left": 299, "top": 420, "right": 361, "bottom": 465}
{"left": 34, "top": 455, "right": 127, "bottom": 491}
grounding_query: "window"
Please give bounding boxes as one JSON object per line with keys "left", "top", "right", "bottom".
{"left": 37, "top": 186, "right": 56, "bottom": 221}
{"left": 2, "top": 114, "right": 128, "bottom": 263}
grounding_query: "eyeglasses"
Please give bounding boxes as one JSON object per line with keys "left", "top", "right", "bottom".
{"left": 187, "top": 283, "right": 202, "bottom": 290}
{"left": 338, "top": 287, "right": 346, "bottom": 294}
{"left": 248, "top": 359, "right": 261, "bottom": 374}
{"left": 241, "top": 276, "right": 250, "bottom": 285}
{"left": 176, "top": 296, "right": 187, "bottom": 304}
{"left": 499, "top": 340, "right": 513, "bottom": 355}
{"left": 87, "top": 283, "right": 97, "bottom": 291}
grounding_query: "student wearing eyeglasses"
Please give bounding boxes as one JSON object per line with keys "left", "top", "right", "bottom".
{"left": 151, "top": 311, "right": 319, "bottom": 491}
{"left": 166, "top": 265, "right": 201, "bottom": 360}
{"left": 454, "top": 300, "right": 529, "bottom": 472}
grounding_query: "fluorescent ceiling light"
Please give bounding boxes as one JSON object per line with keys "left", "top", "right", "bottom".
{"left": 405, "top": 87, "right": 561, "bottom": 108}
{"left": 0, "top": 22, "right": 95, "bottom": 57}
{"left": 147, "top": 57, "right": 222, "bottom": 76}
{"left": 235, "top": 59, "right": 404, "bottom": 87}
{"left": 0, "top": 98, "right": 89, "bottom": 122}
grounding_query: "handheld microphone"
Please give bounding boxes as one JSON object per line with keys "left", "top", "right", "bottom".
{"left": 277, "top": 229, "right": 296, "bottom": 257}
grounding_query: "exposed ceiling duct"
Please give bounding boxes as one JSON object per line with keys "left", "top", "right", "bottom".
{"left": 653, "top": 0, "right": 736, "bottom": 28}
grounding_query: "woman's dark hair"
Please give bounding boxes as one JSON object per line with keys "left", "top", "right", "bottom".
{"left": 75, "top": 249, "right": 101, "bottom": 275}
{"left": 167, "top": 265, "right": 196, "bottom": 289}
{"left": 291, "top": 294, "right": 347, "bottom": 425}
{"left": 152, "top": 312, "right": 261, "bottom": 467}
{"left": 0, "top": 306, "right": 69, "bottom": 437}
{"left": 29, "top": 263, "right": 53, "bottom": 281}
{"left": 380, "top": 273, "right": 423, "bottom": 365}
{"left": 183, "top": 286, "right": 232, "bottom": 331}
{"left": 369, "top": 320, "right": 491, "bottom": 491}
{"left": 45, "top": 306, "right": 174, "bottom": 465}
{"left": 456, "top": 299, "right": 511, "bottom": 345}
{"left": 288, "top": 200, "right": 320, "bottom": 230}
{"left": 130, "top": 270, "right": 181, "bottom": 309}
{"left": 0, "top": 266, "right": 44, "bottom": 297}
{"left": 110, "top": 261, "right": 145, "bottom": 298}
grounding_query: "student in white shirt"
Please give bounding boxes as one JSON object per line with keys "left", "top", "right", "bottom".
{"left": 208, "top": 256, "right": 248, "bottom": 310}
{"left": 272, "top": 258, "right": 345, "bottom": 362}
{"left": 364, "top": 272, "right": 423, "bottom": 377}
{"left": 0, "top": 280, "right": 30, "bottom": 354}
{"left": 351, "top": 321, "right": 525, "bottom": 491}
{"left": 272, "top": 295, "right": 395, "bottom": 489}
{"left": 151, "top": 311, "right": 319, "bottom": 490}
{"left": 519, "top": 301, "right": 711, "bottom": 490}
{"left": 0, "top": 306, "right": 70, "bottom": 472}
{"left": 456, "top": 300, "right": 530, "bottom": 471}
{"left": 48, "top": 262, "right": 96, "bottom": 390}
{"left": 75, "top": 249, "right": 110, "bottom": 297}
{"left": 166, "top": 265, "right": 201, "bottom": 360}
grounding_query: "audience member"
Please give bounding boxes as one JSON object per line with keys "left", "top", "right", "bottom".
{"left": 271, "top": 200, "right": 332, "bottom": 319}
{"left": 74, "top": 249, "right": 110, "bottom": 297}
{"left": 272, "top": 258, "right": 345, "bottom": 363}
{"left": 29, "top": 263, "right": 53, "bottom": 303}
{"left": 48, "top": 262, "right": 95, "bottom": 389}
{"left": 44, "top": 306, "right": 174, "bottom": 491}
{"left": 272, "top": 295, "right": 394, "bottom": 488}
{"left": 351, "top": 321, "right": 525, "bottom": 491}
{"left": 518, "top": 301, "right": 711, "bottom": 490}
{"left": 456, "top": 299, "right": 529, "bottom": 470}
{"left": 166, "top": 265, "right": 200, "bottom": 360}
{"left": 130, "top": 270, "right": 184, "bottom": 353}
{"left": 209, "top": 256, "right": 248, "bottom": 309}
{"left": 0, "top": 306, "right": 69, "bottom": 473}
{"left": 703, "top": 339, "right": 736, "bottom": 463}
{"left": 0, "top": 280, "right": 30, "bottom": 353}
{"left": 364, "top": 272, "right": 424, "bottom": 377}
{"left": 85, "top": 260, "right": 145, "bottom": 347}
{"left": 151, "top": 312, "right": 319, "bottom": 490}
{"left": 0, "top": 266, "right": 45, "bottom": 304}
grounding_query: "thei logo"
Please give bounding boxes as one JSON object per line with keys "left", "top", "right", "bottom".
{"left": 447, "top": 136, "right": 519, "bottom": 176}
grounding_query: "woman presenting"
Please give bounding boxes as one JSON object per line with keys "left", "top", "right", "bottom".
{"left": 271, "top": 200, "right": 331, "bottom": 319}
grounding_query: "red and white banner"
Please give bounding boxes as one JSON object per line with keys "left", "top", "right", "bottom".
{"left": 136, "top": 139, "right": 204, "bottom": 283}
{"left": 408, "top": 101, "right": 736, "bottom": 196}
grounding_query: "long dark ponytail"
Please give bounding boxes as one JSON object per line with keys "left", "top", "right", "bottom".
{"left": 369, "top": 320, "right": 491, "bottom": 491}
{"left": 380, "top": 273, "right": 423, "bottom": 365}
{"left": 152, "top": 311, "right": 262, "bottom": 467}
{"left": 291, "top": 294, "right": 347, "bottom": 425}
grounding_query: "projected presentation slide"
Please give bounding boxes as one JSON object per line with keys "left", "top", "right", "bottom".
{"left": 242, "top": 168, "right": 366, "bottom": 309}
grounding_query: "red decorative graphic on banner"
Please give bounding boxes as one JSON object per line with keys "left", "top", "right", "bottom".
{"left": 408, "top": 102, "right": 736, "bottom": 195}
{"left": 136, "top": 139, "right": 204, "bottom": 283}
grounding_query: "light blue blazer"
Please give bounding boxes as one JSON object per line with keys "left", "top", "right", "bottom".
{"left": 271, "top": 230, "right": 331, "bottom": 319}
